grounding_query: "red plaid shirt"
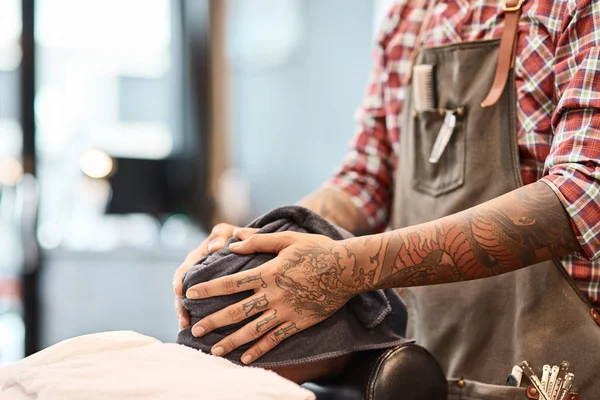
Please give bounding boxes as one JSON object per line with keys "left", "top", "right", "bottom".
{"left": 326, "top": 0, "right": 600, "bottom": 307}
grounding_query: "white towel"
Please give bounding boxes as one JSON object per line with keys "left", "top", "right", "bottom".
{"left": 0, "top": 331, "right": 315, "bottom": 400}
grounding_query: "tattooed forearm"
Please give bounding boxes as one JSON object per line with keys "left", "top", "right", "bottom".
{"left": 268, "top": 183, "right": 579, "bottom": 322}
{"left": 256, "top": 311, "right": 278, "bottom": 333}
{"left": 274, "top": 323, "right": 299, "bottom": 338}
{"left": 242, "top": 294, "right": 269, "bottom": 316}
{"left": 359, "top": 182, "right": 581, "bottom": 289}
{"left": 237, "top": 273, "right": 267, "bottom": 288}
{"left": 298, "top": 188, "right": 371, "bottom": 236}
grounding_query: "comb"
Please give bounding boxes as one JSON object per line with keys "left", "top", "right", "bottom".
{"left": 412, "top": 64, "right": 437, "bottom": 112}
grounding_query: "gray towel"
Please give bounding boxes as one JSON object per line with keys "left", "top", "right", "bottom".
{"left": 177, "top": 206, "right": 410, "bottom": 368}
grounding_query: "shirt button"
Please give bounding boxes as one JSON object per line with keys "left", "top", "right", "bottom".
{"left": 456, "top": 379, "right": 465, "bottom": 389}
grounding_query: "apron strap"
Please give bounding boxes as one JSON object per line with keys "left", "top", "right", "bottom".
{"left": 481, "top": 0, "right": 523, "bottom": 107}
{"left": 403, "top": 0, "right": 437, "bottom": 86}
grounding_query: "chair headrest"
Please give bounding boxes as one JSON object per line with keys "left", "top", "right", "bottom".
{"left": 303, "top": 343, "right": 447, "bottom": 400}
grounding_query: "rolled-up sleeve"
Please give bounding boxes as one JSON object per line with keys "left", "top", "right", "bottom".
{"left": 540, "top": 0, "right": 600, "bottom": 260}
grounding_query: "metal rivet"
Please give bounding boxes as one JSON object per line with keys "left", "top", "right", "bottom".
{"left": 456, "top": 379, "right": 465, "bottom": 389}
{"left": 456, "top": 107, "right": 465, "bottom": 116}
{"left": 528, "top": 387, "right": 538, "bottom": 396}
{"left": 591, "top": 308, "right": 600, "bottom": 327}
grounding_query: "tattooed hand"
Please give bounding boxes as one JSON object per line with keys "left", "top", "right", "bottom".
{"left": 184, "top": 231, "right": 363, "bottom": 364}
{"left": 173, "top": 224, "right": 259, "bottom": 329}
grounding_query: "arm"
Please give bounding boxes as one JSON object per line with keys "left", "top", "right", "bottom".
{"left": 297, "top": 188, "right": 371, "bottom": 236}
{"left": 181, "top": 1, "right": 600, "bottom": 365}
{"left": 345, "top": 0, "right": 600, "bottom": 291}
{"left": 347, "top": 182, "right": 580, "bottom": 290}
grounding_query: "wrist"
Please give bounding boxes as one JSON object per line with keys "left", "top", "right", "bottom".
{"left": 339, "top": 235, "right": 387, "bottom": 295}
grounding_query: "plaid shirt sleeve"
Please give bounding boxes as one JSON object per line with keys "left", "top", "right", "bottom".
{"left": 324, "top": 10, "right": 399, "bottom": 234}
{"left": 540, "top": 0, "right": 600, "bottom": 260}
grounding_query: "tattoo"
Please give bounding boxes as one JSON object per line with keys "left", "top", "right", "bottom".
{"left": 271, "top": 183, "right": 579, "bottom": 321}
{"left": 256, "top": 311, "right": 277, "bottom": 333}
{"left": 274, "top": 323, "right": 298, "bottom": 338}
{"left": 298, "top": 188, "right": 371, "bottom": 236}
{"left": 372, "top": 182, "right": 580, "bottom": 288}
{"left": 237, "top": 273, "right": 267, "bottom": 288}
{"left": 242, "top": 294, "right": 269, "bottom": 316}
{"left": 273, "top": 243, "right": 368, "bottom": 319}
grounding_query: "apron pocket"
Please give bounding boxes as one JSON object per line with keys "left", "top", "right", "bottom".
{"left": 447, "top": 379, "right": 527, "bottom": 400}
{"left": 412, "top": 108, "right": 466, "bottom": 197}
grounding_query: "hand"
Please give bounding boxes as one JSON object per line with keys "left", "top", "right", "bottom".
{"left": 185, "top": 231, "right": 363, "bottom": 364}
{"left": 173, "top": 223, "right": 258, "bottom": 329}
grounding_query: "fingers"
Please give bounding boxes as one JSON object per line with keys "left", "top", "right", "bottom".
{"left": 229, "top": 232, "right": 297, "bottom": 255}
{"left": 186, "top": 261, "right": 274, "bottom": 299}
{"left": 232, "top": 227, "right": 259, "bottom": 241}
{"left": 208, "top": 310, "right": 281, "bottom": 357}
{"left": 206, "top": 223, "right": 236, "bottom": 253}
{"left": 240, "top": 322, "right": 302, "bottom": 364}
{"left": 174, "top": 296, "right": 190, "bottom": 329}
{"left": 173, "top": 223, "right": 237, "bottom": 296}
{"left": 191, "top": 293, "right": 273, "bottom": 337}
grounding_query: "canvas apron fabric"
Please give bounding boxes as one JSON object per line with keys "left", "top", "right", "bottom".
{"left": 391, "top": 37, "right": 600, "bottom": 399}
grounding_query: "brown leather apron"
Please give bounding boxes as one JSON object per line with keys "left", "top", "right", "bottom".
{"left": 391, "top": 4, "right": 600, "bottom": 399}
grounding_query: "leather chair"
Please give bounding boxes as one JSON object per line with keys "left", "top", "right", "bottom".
{"left": 303, "top": 343, "right": 447, "bottom": 400}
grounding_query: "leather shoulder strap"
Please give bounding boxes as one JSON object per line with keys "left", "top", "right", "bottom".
{"left": 481, "top": 0, "right": 523, "bottom": 107}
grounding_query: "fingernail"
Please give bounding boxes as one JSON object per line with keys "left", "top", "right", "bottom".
{"left": 186, "top": 289, "right": 198, "bottom": 298}
{"left": 212, "top": 346, "right": 224, "bottom": 356}
{"left": 233, "top": 228, "right": 241, "bottom": 237}
{"left": 208, "top": 240, "right": 223, "bottom": 252}
{"left": 229, "top": 242, "right": 240, "bottom": 249}
{"left": 241, "top": 355, "right": 253, "bottom": 364}
{"left": 192, "top": 326, "right": 205, "bottom": 337}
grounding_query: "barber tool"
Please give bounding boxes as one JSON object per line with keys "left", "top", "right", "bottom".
{"left": 412, "top": 64, "right": 437, "bottom": 112}
{"left": 428, "top": 110, "right": 456, "bottom": 164}
{"left": 556, "top": 373, "right": 575, "bottom": 400}
{"left": 505, "top": 365, "right": 523, "bottom": 387}
{"left": 546, "top": 365, "right": 560, "bottom": 399}
{"left": 541, "top": 364, "right": 551, "bottom": 392}
{"left": 550, "top": 361, "right": 569, "bottom": 400}
{"left": 519, "top": 361, "right": 551, "bottom": 400}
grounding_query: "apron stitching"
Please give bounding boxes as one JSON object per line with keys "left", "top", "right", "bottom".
{"left": 507, "top": 72, "right": 524, "bottom": 189}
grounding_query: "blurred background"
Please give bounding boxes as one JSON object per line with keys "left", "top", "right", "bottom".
{"left": 0, "top": 0, "right": 394, "bottom": 364}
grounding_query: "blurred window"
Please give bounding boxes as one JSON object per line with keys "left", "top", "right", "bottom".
{"left": 34, "top": 0, "right": 202, "bottom": 251}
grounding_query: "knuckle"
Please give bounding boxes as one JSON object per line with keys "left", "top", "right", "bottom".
{"left": 221, "top": 277, "right": 236, "bottom": 294}
{"left": 224, "top": 337, "right": 237, "bottom": 350}
{"left": 227, "top": 306, "right": 245, "bottom": 322}
{"left": 212, "top": 223, "right": 232, "bottom": 235}
{"left": 253, "top": 345, "right": 264, "bottom": 358}
{"left": 204, "top": 318, "right": 217, "bottom": 332}
{"left": 251, "top": 327, "right": 261, "bottom": 339}
{"left": 265, "top": 335, "right": 280, "bottom": 348}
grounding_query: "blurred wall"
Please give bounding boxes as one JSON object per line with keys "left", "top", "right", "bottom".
{"left": 40, "top": 249, "right": 181, "bottom": 347}
{"left": 228, "top": 0, "right": 376, "bottom": 216}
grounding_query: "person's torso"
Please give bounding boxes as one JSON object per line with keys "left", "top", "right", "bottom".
{"left": 377, "top": 0, "right": 599, "bottom": 308}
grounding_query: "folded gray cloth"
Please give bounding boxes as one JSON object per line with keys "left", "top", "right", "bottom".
{"left": 177, "top": 206, "right": 410, "bottom": 368}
